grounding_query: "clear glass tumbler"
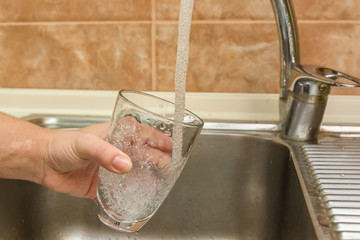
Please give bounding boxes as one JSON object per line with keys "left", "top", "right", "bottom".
{"left": 97, "top": 90, "right": 204, "bottom": 232}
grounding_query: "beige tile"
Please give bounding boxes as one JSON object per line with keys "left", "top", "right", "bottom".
{"left": 0, "top": 24, "right": 152, "bottom": 90}
{"left": 293, "top": 0, "right": 360, "bottom": 20}
{"left": 156, "top": 21, "right": 360, "bottom": 94}
{"left": 0, "top": 0, "right": 151, "bottom": 22}
{"left": 156, "top": 23, "right": 280, "bottom": 93}
{"left": 156, "top": 0, "right": 274, "bottom": 20}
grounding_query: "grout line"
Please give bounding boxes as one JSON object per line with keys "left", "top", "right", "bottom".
{"left": 1, "top": 19, "right": 360, "bottom": 26}
{"left": 158, "top": 19, "right": 277, "bottom": 24}
{"left": 0, "top": 20, "right": 152, "bottom": 26}
{"left": 0, "top": 19, "right": 275, "bottom": 26}
{"left": 156, "top": 19, "right": 360, "bottom": 24}
{"left": 151, "top": 0, "right": 157, "bottom": 91}
{"left": 297, "top": 20, "right": 360, "bottom": 24}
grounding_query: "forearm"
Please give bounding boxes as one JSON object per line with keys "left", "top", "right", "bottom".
{"left": 0, "top": 113, "right": 47, "bottom": 184}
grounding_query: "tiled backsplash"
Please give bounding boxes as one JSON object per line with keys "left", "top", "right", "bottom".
{"left": 0, "top": 0, "right": 360, "bottom": 94}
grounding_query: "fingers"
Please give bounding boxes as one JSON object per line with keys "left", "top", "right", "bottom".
{"left": 123, "top": 143, "right": 171, "bottom": 170}
{"left": 77, "top": 116, "right": 172, "bottom": 175}
{"left": 120, "top": 116, "right": 173, "bottom": 151}
{"left": 141, "top": 126, "right": 173, "bottom": 152}
{"left": 74, "top": 132, "right": 132, "bottom": 174}
{"left": 143, "top": 146, "right": 172, "bottom": 169}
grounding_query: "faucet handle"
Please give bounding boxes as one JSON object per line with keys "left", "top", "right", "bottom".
{"left": 309, "top": 66, "right": 360, "bottom": 87}
{"left": 289, "top": 64, "right": 360, "bottom": 97}
{"left": 283, "top": 64, "right": 360, "bottom": 141}
{"left": 297, "top": 64, "right": 360, "bottom": 87}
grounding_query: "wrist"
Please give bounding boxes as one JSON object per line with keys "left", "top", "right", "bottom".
{"left": 21, "top": 127, "right": 50, "bottom": 185}
{"left": 0, "top": 113, "right": 49, "bottom": 184}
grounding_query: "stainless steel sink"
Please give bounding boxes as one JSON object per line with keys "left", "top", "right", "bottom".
{"left": 0, "top": 116, "right": 318, "bottom": 240}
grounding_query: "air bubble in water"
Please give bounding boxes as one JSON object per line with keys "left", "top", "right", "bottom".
{"left": 159, "top": 123, "right": 167, "bottom": 131}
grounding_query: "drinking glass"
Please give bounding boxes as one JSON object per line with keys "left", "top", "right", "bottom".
{"left": 97, "top": 90, "right": 204, "bottom": 232}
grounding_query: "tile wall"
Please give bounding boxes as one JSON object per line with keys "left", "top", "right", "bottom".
{"left": 0, "top": 0, "right": 359, "bottom": 94}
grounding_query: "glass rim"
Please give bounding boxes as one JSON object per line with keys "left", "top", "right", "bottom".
{"left": 119, "top": 89, "right": 204, "bottom": 128}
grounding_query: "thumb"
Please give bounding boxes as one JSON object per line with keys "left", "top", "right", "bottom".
{"left": 74, "top": 132, "right": 132, "bottom": 173}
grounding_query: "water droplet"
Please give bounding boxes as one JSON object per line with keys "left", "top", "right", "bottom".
{"left": 159, "top": 123, "right": 167, "bottom": 130}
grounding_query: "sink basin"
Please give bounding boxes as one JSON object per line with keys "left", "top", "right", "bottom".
{"left": 0, "top": 116, "right": 317, "bottom": 240}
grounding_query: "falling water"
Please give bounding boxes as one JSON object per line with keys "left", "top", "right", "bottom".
{"left": 173, "top": 0, "right": 194, "bottom": 162}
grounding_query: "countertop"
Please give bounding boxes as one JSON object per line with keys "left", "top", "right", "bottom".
{"left": 0, "top": 88, "right": 359, "bottom": 124}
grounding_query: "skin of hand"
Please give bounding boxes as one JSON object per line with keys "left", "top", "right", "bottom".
{"left": 42, "top": 122, "right": 133, "bottom": 200}
{"left": 0, "top": 113, "right": 173, "bottom": 201}
{"left": 111, "top": 116, "right": 173, "bottom": 169}
{"left": 0, "top": 112, "right": 133, "bottom": 201}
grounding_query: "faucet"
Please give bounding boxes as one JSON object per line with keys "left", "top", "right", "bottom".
{"left": 271, "top": 0, "right": 360, "bottom": 141}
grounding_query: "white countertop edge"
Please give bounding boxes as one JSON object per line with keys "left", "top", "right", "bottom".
{"left": 0, "top": 88, "right": 359, "bottom": 123}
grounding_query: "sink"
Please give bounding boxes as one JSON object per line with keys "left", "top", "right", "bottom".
{"left": 0, "top": 116, "right": 317, "bottom": 240}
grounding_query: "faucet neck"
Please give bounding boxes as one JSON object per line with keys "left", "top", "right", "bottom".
{"left": 271, "top": 0, "right": 300, "bottom": 99}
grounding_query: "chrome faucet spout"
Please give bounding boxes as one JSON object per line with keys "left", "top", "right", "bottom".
{"left": 271, "top": 0, "right": 360, "bottom": 141}
{"left": 271, "top": 0, "right": 300, "bottom": 100}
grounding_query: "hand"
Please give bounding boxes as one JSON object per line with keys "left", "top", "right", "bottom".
{"left": 110, "top": 116, "right": 173, "bottom": 170}
{"left": 42, "top": 122, "right": 132, "bottom": 201}
{"left": 0, "top": 113, "right": 172, "bottom": 201}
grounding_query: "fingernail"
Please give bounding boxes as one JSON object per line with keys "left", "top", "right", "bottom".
{"left": 112, "top": 156, "right": 132, "bottom": 173}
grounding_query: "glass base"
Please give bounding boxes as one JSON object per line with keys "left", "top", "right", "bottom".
{"left": 97, "top": 200, "right": 150, "bottom": 232}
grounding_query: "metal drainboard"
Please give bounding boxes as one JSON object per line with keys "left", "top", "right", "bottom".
{"left": 302, "top": 141, "right": 360, "bottom": 239}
